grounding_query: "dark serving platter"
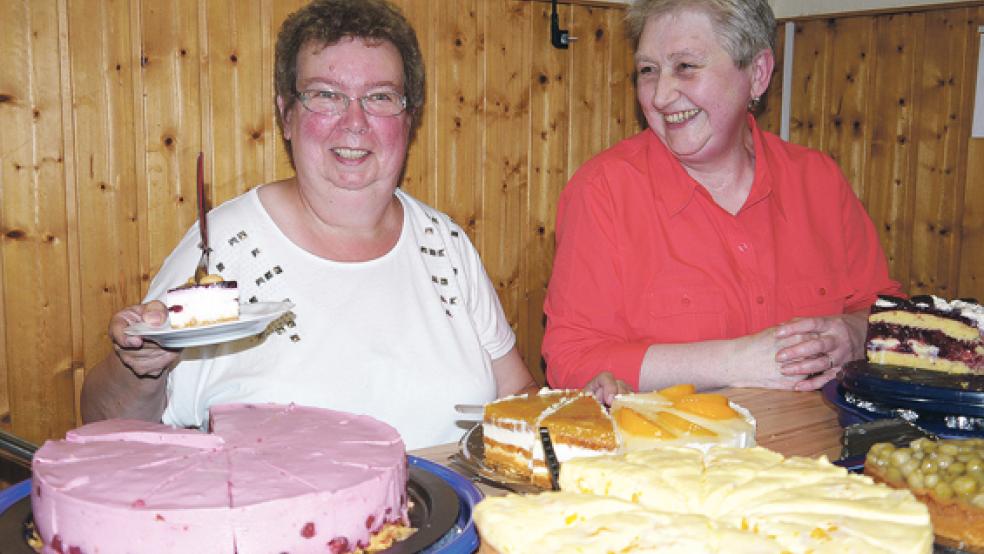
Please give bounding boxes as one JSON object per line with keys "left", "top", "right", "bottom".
{"left": 0, "top": 458, "right": 464, "bottom": 554}
{"left": 842, "top": 360, "right": 984, "bottom": 399}
{"left": 822, "top": 380, "right": 984, "bottom": 439}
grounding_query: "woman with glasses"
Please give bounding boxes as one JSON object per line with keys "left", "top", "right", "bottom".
{"left": 82, "top": 0, "right": 537, "bottom": 449}
{"left": 543, "top": 0, "right": 900, "bottom": 398}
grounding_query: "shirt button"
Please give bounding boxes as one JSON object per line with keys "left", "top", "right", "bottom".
{"left": 737, "top": 243, "right": 749, "bottom": 253}
{"left": 818, "top": 287, "right": 827, "bottom": 296}
{"left": 756, "top": 296, "right": 765, "bottom": 304}
{"left": 682, "top": 297, "right": 691, "bottom": 306}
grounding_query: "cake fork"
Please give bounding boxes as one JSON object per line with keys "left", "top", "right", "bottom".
{"left": 193, "top": 152, "right": 210, "bottom": 284}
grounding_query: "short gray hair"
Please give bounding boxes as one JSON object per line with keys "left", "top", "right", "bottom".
{"left": 626, "top": 0, "right": 776, "bottom": 68}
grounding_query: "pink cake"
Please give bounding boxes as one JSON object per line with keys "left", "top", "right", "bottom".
{"left": 31, "top": 403, "right": 409, "bottom": 554}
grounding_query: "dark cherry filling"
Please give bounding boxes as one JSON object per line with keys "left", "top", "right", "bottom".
{"left": 867, "top": 322, "right": 984, "bottom": 369}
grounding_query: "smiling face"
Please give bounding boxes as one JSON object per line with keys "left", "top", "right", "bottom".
{"left": 278, "top": 37, "right": 411, "bottom": 195}
{"left": 635, "top": 8, "right": 772, "bottom": 168}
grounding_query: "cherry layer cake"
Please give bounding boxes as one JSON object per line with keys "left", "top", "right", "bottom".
{"left": 866, "top": 295, "right": 984, "bottom": 374}
{"left": 31, "top": 403, "right": 411, "bottom": 554}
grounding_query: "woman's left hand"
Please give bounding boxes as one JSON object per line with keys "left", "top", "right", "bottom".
{"left": 774, "top": 311, "right": 869, "bottom": 391}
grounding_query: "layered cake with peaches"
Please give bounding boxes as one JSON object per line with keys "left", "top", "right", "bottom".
{"left": 482, "top": 389, "right": 611, "bottom": 484}
{"left": 481, "top": 385, "right": 755, "bottom": 487}
{"left": 165, "top": 274, "right": 240, "bottom": 329}
{"left": 31, "top": 403, "right": 412, "bottom": 554}
{"left": 611, "top": 383, "right": 756, "bottom": 453}
{"left": 474, "top": 446, "right": 932, "bottom": 553}
{"left": 866, "top": 294, "right": 984, "bottom": 374}
{"left": 864, "top": 436, "right": 984, "bottom": 552}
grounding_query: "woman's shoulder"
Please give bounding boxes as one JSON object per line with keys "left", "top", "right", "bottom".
{"left": 397, "top": 189, "right": 465, "bottom": 234}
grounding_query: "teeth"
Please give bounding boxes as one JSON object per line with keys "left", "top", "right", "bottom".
{"left": 663, "top": 108, "right": 701, "bottom": 124}
{"left": 333, "top": 147, "right": 369, "bottom": 160}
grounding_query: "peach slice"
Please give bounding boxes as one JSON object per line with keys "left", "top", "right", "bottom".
{"left": 657, "top": 383, "right": 697, "bottom": 401}
{"left": 673, "top": 394, "right": 740, "bottom": 420}
{"left": 614, "top": 408, "right": 676, "bottom": 438}
{"left": 656, "top": 412, "right": 717, "bottom": 437}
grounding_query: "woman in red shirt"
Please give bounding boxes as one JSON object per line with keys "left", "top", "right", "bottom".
{"left": 543, "top": 0, "right": 900, "bottom": 398}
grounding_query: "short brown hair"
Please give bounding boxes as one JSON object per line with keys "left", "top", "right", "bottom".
{"left": 626, "top": 0, "right": 775, "bottom": 68}
{"left": 274, "top": 0, "right": 425, "bottom": 162}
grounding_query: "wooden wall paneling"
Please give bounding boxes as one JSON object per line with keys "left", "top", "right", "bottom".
{"left": 909, "top": 8, "right": 972, "bottom": 296}
{"left": 429, "top": 0, "right": 482, "bottom": 237}
{"left": 820, "top": 16, "right": 875, "bottom": 199}
{"left": 482, "top": 0, "right": 531, "bottom": 347}
{"left": 617, "top": 22, "right": 642, "bottom": 137}
{"left": 269, "top": 0, "right": 307, "bottom": 181}
{"left": 66, "top": 0, "right": 142, "bottom": 425}
{"left": 1, "top": 0, "right": 75, "bottom": 443}
{"left": 958, "top": 6, "right": 984, "bottom": 299}
{"left": 758, "top": 21, "right": 785, "bottom": 135}
{"left": 204, "top": 0, "right": 267, "bottom": 204}
{"left": 568, "top": 5, "right": 612, "bottom": 172}
{"left": 139, "top": 0, "right": 203, "bottom": 276}
{"left": 396, "top": 0, "right": 435, "bottom": 205}
{"left": 604, "top": 8, "right": 631, "bottom": 147}
{"left": 526, "top": 0, "right": 573, "bottom": 380}
{"left": 863, "top": 12, "right": 920, "bottom": 291}
{"left": 951, "top": 6, "right": 983, "bottom": 300}
{"left": 788, "top": 19, "right": 831, "bottom": 150}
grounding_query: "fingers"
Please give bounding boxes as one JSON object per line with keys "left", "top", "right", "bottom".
{"left": 793, "top": 367, "right": 839, "bottom": 391}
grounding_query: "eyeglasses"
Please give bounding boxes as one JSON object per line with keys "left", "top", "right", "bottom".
{"left": 294, "top": 89, "right": 407, "bottom": 117}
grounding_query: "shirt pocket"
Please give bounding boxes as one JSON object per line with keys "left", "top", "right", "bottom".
{"left": 643, "top": 285, "right": 728, "bottom": 343}
{"left": 780, "top": 277, "right": 850, "bottom": 318}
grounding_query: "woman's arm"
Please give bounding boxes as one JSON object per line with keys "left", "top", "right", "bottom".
{"left": 491, "top": 346, "right": 538, "bottom": 398}
{"left": 81, "top": 301, "right": 180, "bottom": 422}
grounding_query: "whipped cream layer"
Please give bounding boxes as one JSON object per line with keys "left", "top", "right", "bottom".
{"left": 32, "top": 403, "right": 408, "bottom": 554}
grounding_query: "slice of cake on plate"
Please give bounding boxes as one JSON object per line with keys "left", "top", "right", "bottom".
{"left": 165, "top": 274, "right": 240, "bottom": 329}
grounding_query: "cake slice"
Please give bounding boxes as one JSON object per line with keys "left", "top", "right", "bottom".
{"left": 530, "top": 394, "right": 618, "bottom": 488}
{"left": 866, "top": 294, "right": 984, "bottom": 374}
{"left": 482, "top": 389, "right": 580, "bottom": 479}
{"left": 166, "top": 275, "right": 240, "bottom": 329}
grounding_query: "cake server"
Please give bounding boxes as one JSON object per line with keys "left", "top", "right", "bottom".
{"left": 193, "top": 151, "right": 210, "bottom": 284}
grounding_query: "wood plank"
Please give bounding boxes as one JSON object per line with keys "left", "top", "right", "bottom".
{"left": 909, "top": 8, "right": 970, "bottom": 296}
{"left": 568, "top": 4, "right": 611, "bottom": 171}
{"left": 430, "top": 1, "right": 482, "bottom": 238}
{"left": 821, "top": 16, "right": 875, "bottom": 199}
{"left": 66, "top": 0, "right": 142, "bottom": 372}
{"left": 481, "top": 0, "right": 531, "bottom": 344}
{"left": 957, "top": 6, "right": 984, "bottom": 301}
{"left": 1, "top": 0, "right": 75, "bottom": 444}
{"left": 525, "top": 0, "right": 573, "bottom": 382}
{"left": 863, "top": 12, "right": 920, "bottom": 291}
{"left": 787, "top": 19, "right": 830, "bottom": 150}
{"left": 396, "top": 0, "right": 435, "bottom": 205}
{"left": 138, "top": 0, "right": 203, "bottom": 276}
{"left": 204, "top": 0, "right": 267, "bottom": 204}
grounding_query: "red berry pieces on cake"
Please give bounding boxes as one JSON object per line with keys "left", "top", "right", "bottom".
{"left": 166, "top": 274, "right": 239, "bottom": 329}
{"left": 866, "top": 294, "right": 984, "bottom": 374}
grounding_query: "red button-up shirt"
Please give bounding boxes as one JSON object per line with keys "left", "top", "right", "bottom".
{"left": 542, "top": 118, "right": 900, "bottom": 390}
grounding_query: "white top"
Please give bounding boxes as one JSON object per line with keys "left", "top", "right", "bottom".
{"left": 148, "top": 187, "right": 514, "bottom": 449}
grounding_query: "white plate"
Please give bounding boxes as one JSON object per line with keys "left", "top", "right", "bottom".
{"left": 124, "top": 301, "right": 294, "bottom": 348}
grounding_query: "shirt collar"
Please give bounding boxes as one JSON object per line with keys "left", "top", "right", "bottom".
{"left": 649, "top": 114, "right": 786, "bottom": 220}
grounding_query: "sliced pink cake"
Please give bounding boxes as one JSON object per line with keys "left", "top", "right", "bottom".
{"left": 31, "top": 403, "right": 409, "bottom": 554}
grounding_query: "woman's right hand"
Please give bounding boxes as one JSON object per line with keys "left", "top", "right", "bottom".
{"left": 109, "top": 301, "right": 181, "bottom": 378}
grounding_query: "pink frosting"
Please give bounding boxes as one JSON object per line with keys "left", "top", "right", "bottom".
{"left": 32, "top": 403, "right": 408, "bottom": 554}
